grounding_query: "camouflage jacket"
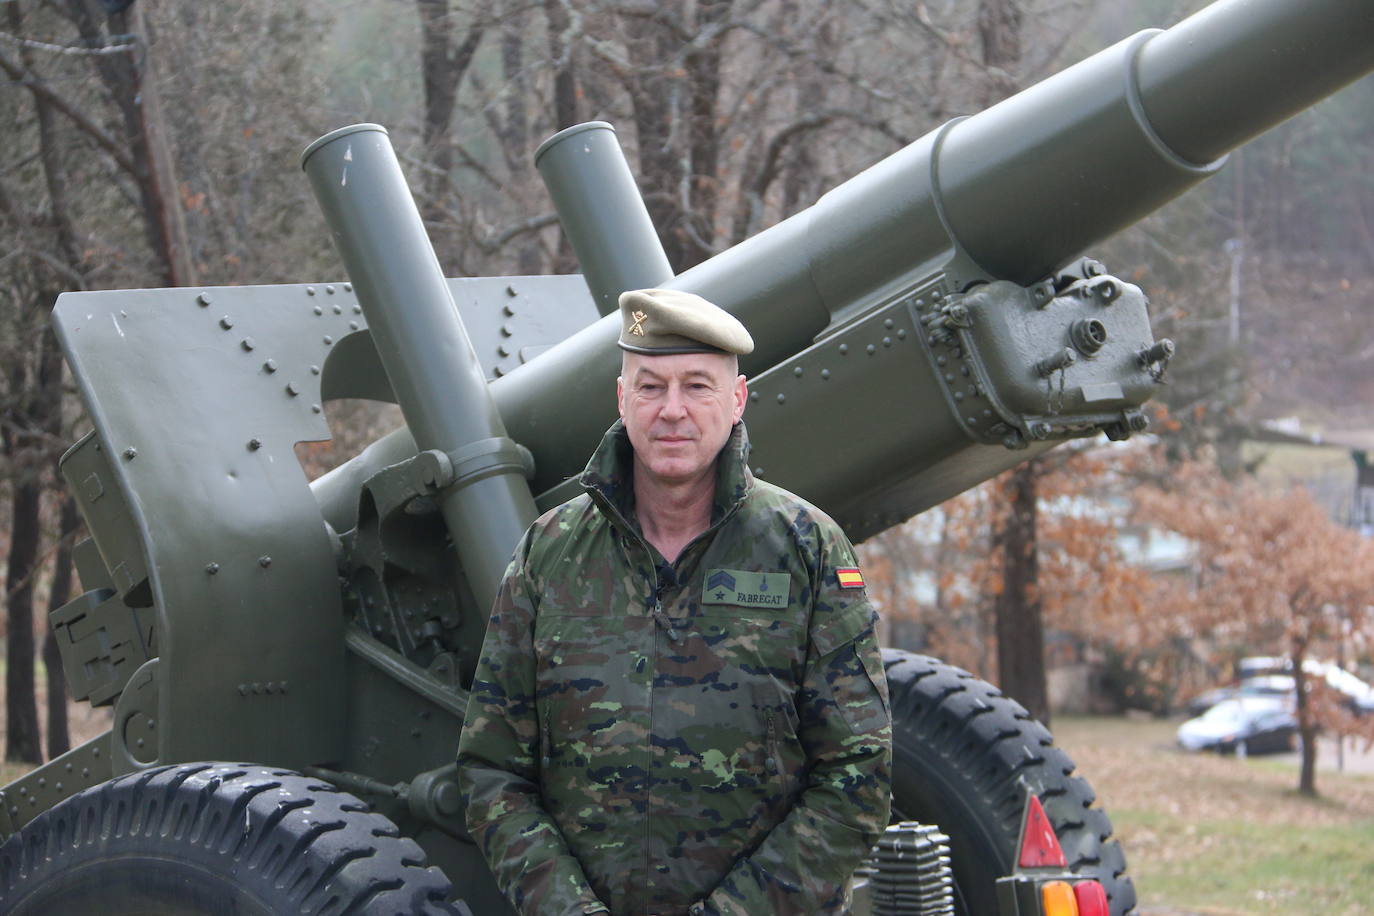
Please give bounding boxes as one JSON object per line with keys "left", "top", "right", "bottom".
{"left": 457, "top": 421, "right": 891, "bottom": 916}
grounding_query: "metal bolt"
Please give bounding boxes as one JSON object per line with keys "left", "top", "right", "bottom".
{"left": 1139, "top": 339, "right": 1176, "bottom": 366}
{"left": 1036, "top": 348, "right": 1077, "bottom": 377}
{"left": 325, "top": 284, "right": 335, "bottom": 294}
{"left": 820, "top": 369, "right": 831, "bottom": 380}
{"left": 353, "top": 304, "right": 362, "bottom": 314}
{"left": 306, "top": 286, "right": 316, "bottom": 296}
{"left": 312, "top": 404, "right": 322, "bottom": 414}
{"left": 882, "top": 337, "right": 892, "bottom": 347}
{"left": 937, "top": 356, "right": 947, "bottom": 366}
{"left": 263, "top": 359, "right": 277, "bottom": 373}
{"left": 506, "top": 284, "right": 517, "bottom": 297}
{"left": 197, "top": 292, "right": 213, "bottom": 307}
{"left": 793, "top": 366, "right": 803, "bottom": 377}
{"left": 749, "top": 391, "right": 759, "bottom": 402}
{"left": 866, "top": 344, "right": 876, "bottom": 355}
{"left": 323, "top": 335, "right": 333, "bottom": 345}
{"left": 349, "top": 321, "right": 359, "bottom": 331}
{"left": 776, "top": 393, "right": 786, "bottom": 404}
{"left": 238, "top": 684, "right": 247, "bottom": 696}
{"left": 259, "top": 556, "right": 272, "bottom": 567}
{"left": 884, "top": 318, "right": 894, "bottom": 329}
{"left": 313, "top": 305, "right": 323, "bottom": 316}
{"left": 898, "top": 328, "right": 907, "bottom": 339}
{"left": 497, "top": 344, "right": 510, "bottom": 358}
{"left": 241, "top": 337, "right": 255, "bottom": 351}
{"left": 123, "top": 447, "right": 137, "bottom": 460}
{"left": 838, "top": 344, "right": 849, "bottom": 355}
{"left": 286, "top": 382, "right": 300, "bottom": 396}
{"left": 344, "top": 283, "right": 353, "bottom": 293}
{"left": 206, "top": 563, "right": 220, "bottom": 575}
{"left": 310, "top": 365, "right": 320, "bottom": 375}
{"left": 333, "top": 304, "right": 342, "bottom": 315}
{"left": 248, "top": 438, "right": 262, "bottom": 451}
{"left": 1029, "top": 421, "right": 1053, "bottom": 439}
{"left": 219, "top": 316, "right": 233, "bottom": 330}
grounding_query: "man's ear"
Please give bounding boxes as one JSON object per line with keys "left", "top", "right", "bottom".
{"left": 732, "top": 374, "right": 747, "bottom": 424}
{"left": 616, "top": 376, "right": 626, "bottom": 420}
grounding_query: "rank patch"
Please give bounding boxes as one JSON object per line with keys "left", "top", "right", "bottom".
{"left": 702, "top": 568, "right": 790, "bottom": 608}
{"left": 836, "top": 567, "right": 865, "bottom": 589}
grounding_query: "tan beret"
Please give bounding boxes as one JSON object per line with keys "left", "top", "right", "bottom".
{"left": 616, "top": 288, "right": 754, "bottom": 356}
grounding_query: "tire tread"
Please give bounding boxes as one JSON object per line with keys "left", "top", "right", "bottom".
{"left": 0, "top": 762, "right": 459, "bottom": 915}
{"left": 883, "top": 650, "right": 1136, "bottom": 916}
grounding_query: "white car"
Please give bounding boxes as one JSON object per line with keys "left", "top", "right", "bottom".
{"left": 1177, "top": 696, "right": 1298, "bottom": 756}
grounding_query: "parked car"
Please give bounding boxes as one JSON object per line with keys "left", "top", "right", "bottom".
{"left": 1176, "top": 696, "right": 1298, "bottom": 756}
{"left": 1185, "top": 658, "right": 1374, "bottom": 718}
{"left": 1183, "top": 675, "right": 1295, "bottom": 718}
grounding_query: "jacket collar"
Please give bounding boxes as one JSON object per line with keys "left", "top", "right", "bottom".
{"left": 578, "top": 420, "right": 754, "bottom": 533}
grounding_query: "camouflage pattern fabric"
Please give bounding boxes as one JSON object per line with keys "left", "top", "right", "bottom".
{"left": 458, "top": 421, "right": 891, "bottom": 915}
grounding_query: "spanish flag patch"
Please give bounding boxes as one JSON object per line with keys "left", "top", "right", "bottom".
{"left": 836, "top": 567, "right": 865, "bottom": 589}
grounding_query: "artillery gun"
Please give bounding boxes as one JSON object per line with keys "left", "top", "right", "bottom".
{"left": 2, "top": 0, "right": 1371, "bottom": 913}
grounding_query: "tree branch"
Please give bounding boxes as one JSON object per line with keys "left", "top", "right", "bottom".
{"left": 0, "top": 45, "right": 137, "bottom": 176}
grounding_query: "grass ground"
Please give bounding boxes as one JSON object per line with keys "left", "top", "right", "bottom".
{"left": 1054, "top": 715, "right": 1374, "bottom": 916}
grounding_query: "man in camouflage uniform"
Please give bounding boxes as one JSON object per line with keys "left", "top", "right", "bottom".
{"left": 457, "top": 288, "right": 891, "bottom": 915}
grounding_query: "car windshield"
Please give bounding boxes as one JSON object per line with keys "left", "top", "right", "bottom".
{"left": 1199, "top": 701, "right": 1272, "bottom": 726}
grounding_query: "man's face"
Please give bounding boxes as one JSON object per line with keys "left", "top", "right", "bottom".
{"left": 617, "top": 351, "right": 747, "bottom": 487}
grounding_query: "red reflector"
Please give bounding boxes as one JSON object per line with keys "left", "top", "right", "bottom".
{"left": 1074, "top": 880, "right": 1109, "bottom": 916}
{"left": 1018, "top": 795, "right": 1068, "bottom": 868}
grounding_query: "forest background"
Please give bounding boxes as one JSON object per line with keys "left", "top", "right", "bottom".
{"left": 2, "top": 0, "right": 1373, "bottom": 802}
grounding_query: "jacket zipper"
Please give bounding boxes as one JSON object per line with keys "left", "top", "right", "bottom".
{"left": 765, "top": 707, "right": 782, "bottom": 783}
{"left": 540, "top": 716, "right": 552, "bottom": 772}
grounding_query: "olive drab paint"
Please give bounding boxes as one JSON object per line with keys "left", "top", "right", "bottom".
{"left": 3, "top": 1, "right": 1372, "bottom": 913}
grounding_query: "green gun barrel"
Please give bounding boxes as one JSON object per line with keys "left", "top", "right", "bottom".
{"left": 487, "top": 0, "right": 1374, "bottom": 519}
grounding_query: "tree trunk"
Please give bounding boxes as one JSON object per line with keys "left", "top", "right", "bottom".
{"left": 5, "top": 479, "right": 43, "bottom": 763}
{"left": 977, "top": 0, "right": 1023, "bottom": 104}
{"left": 1292, "top": 641, "right": 1319, "bottom": 797}
{"left": 544, "top": 0, "right": 579, "bottom": 131}
{"left": 995, "top": 460, "right": 1050, "bottom": 725}
{"left": 415, "top": 0, "right": 484, "bottom": 236}
{"left": 43, "top": 497, "right": 82, "bottom": 760}
{"left": 623, "top": 13, "right": 690, "bottom": 272}
{"left": 64, "top": 0, "right": 193, "bottom": 286}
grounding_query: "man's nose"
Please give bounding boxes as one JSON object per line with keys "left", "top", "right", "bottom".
{"left": 661, "top": 385, "right": 688, "bottom": 418}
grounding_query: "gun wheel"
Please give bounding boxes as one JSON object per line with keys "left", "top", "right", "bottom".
{"left": 884, "top": 649, "right": 1137, "bottom": 916}
{"left": 0, "top": 762, "right": 467, "bottom": 915}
